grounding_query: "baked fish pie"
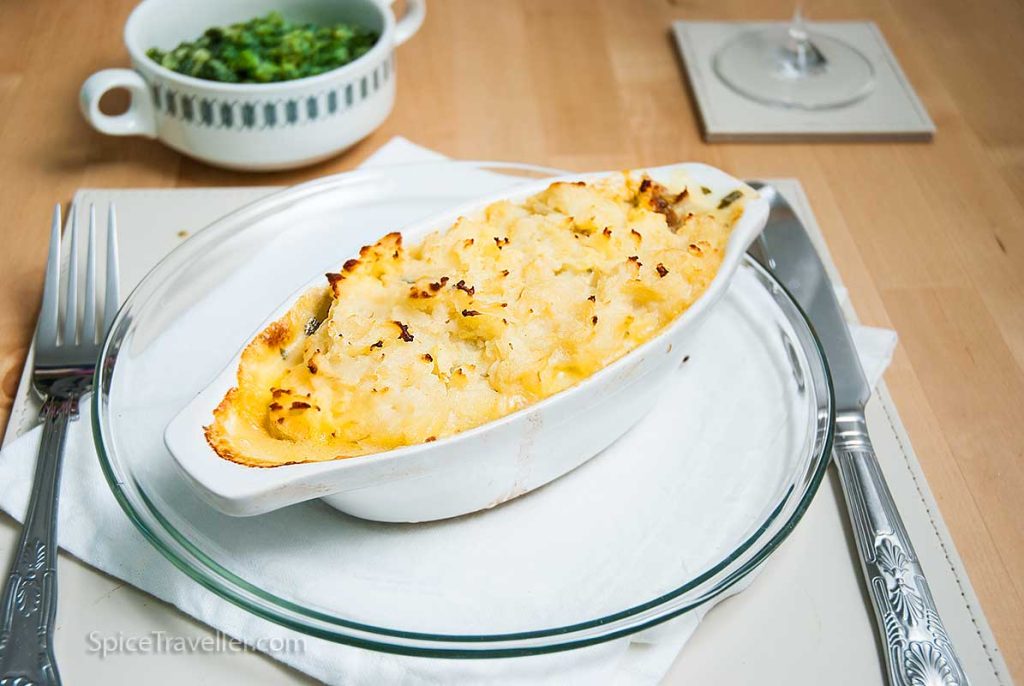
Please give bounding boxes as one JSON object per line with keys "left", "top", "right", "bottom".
{"left": 205, "top": 172, "right": 751, "bottom": 467}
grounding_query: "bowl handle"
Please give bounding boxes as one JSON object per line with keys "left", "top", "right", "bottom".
{"left": 79, "top": 69, "right": 158, "bottom": 138}
{"left": 393, "top": 0, "right": 426, "bottom": 46}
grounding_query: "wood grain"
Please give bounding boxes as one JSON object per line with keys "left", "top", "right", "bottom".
{"left": 0, "top": 0, "right": 1021, "bottom": 680}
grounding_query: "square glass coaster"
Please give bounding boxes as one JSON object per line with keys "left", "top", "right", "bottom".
{"left": 673, "top": 21, "right": 935, "bottom": 142}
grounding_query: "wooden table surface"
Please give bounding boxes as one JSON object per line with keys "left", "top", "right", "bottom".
{"left": 1, "top": 0, "right": 1022, "bottom": 681}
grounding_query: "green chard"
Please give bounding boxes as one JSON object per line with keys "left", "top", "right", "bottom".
{"left": 146, "top": 12, "right": 379, "bottom": 84}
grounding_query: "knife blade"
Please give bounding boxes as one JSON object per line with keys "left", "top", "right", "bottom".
{"left": 747, "top": 183, "right": 970, "bottom": 686}
{"left": 747, "top": 185, "right": 869, "bottom": 411}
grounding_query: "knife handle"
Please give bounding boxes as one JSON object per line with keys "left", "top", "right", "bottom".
{"left": 833, "top": 413, "right": 970, "bottom": 686}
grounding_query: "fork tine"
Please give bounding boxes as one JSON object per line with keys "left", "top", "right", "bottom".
{"left": 62, "top": 208, "right": 79, "bottom": 346}
{"left": 102, "top": 204, "right": 120, "bottom": 335}
{"left": 82, "top": 204, "right": 98, "bottom": 344}
{"left": 37, "top": 205, "right": 62, "bottom": 347}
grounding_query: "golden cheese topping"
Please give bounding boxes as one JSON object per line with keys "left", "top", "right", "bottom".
{"left": 205, "top": 173, "right": 750, "bottom": 466}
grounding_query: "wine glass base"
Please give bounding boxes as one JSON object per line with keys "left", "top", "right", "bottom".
{"left": 713, "top": 27, "right": 876, "bottom": 110}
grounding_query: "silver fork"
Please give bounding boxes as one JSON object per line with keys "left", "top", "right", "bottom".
{"left": 0, "top": 203, "right": 119, "bottom": 686}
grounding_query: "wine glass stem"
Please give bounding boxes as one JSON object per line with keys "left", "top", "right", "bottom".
{"left": 789, "top": 4, "right": 808, "bottom": 42}
{"left": 784, "top": 4, "right": 826, "bottom": 76}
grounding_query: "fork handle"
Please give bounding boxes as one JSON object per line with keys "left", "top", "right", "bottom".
{"left": 0, "top": 397, "right": 78, "bottom": 686}
{"left": 833, "top": 412, "right": 970, "bottom": 686}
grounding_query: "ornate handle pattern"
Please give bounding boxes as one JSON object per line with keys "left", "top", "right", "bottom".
{"left": 834, "top": 413, "right": 969, "bottom": 686}
{"left": 0, "top": 394, "right": 80, "bottom": 686}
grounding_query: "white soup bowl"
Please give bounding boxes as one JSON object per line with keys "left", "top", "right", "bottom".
{"left": 80, "top": 0, "right": 425, "bottom": 171}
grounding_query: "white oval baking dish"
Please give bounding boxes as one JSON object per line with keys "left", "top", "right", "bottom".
{"left": 164, "top": 163, "right": 770, "bottom": 521}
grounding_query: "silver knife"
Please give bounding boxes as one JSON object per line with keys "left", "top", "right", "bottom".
{"left": 748, "top": 183, "right": 970, "bottom": 686}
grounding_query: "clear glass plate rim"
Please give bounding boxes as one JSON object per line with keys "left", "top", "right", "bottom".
{"left": 91, "top": 161, "right": 835, "bottom": 657}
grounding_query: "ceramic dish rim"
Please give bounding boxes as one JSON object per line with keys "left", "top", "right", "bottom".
{"left": 163, "top": 162, "right": 771, "bottom": 511}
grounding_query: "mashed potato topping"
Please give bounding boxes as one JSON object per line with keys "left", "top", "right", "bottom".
{"left": 205, "top": 173, "right": 749, "bottom": 466}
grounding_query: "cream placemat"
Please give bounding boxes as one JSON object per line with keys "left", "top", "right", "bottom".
{"left": 0, "top": 143, "right": 1009, "bottom": 685}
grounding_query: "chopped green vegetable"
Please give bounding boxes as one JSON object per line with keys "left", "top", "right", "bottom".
{"left": 146, "top": 12, "right": 379, "bottom": 84}
{"left": 700, "top": 186, "right": 712, "bottom": 195}
{"left": 717, "top": 190, "right": 743, "bottom": 210}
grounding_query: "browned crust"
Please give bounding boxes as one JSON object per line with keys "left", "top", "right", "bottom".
{"left": 328, "top": 232, "right": 403, "bottom": 299}
{"left": 205, "top": 232, "right": 411, "bottom": 468}
{"left": 636, "top": 177, "right": 682, "bottom": 230}
{"left": 260, "top": 321, "right": 292, "bottom": 349}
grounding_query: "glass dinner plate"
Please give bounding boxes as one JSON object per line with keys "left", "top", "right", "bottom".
{"left": 93, "top": 161, "right": 833, "bottom": 657}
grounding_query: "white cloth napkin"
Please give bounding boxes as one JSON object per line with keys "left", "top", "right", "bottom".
{"left": 0, "top": 138, "right": 897, "bottom": 685}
